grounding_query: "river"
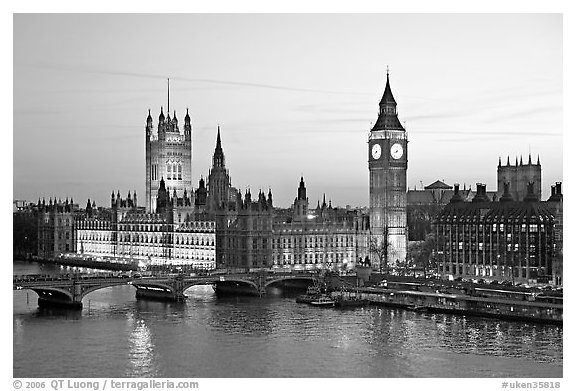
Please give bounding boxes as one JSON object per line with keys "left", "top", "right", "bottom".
{"left": 13, "top": 261, "right": 563, "bottom": 378}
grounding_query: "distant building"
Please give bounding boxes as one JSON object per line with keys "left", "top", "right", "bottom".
{"left": 14, "top": 200, "right": 40, "bottom": 259}
{"left": 497, "top": 155, "right": 542, "bottom": 201}
{"left": 37, "top": 198, "right": 77, "bottom": 258}
{"left": 407, "top": 180, "right": 453, "bottom": 241}
{"left": 435, "top": 182, "right": 559, "bottom": 285}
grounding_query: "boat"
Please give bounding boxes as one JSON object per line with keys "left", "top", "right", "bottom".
{"left": 310, "top": 295, "right": 335, "bottom": 307}
{"left": 296, "top": 285, "right": 322, "bottom": 304}
{"left": 335, "top": 296, "right": 369, "bottom": 308}
{"left": 409, "top": 305, "right": 428, "bottom": 312}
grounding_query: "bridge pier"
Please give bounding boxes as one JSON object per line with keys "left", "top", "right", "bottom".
{"left": 37, "top": 295, "right": 83, "bottom": 310}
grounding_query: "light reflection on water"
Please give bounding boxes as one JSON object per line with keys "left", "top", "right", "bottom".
{"left": 13, "top": 261, "right": 562, "bottom": 378}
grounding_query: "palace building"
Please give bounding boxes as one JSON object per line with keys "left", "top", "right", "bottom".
{"left": 75, "top": 182, "right": 216, "bottom": 269}
{"left": 270, "top": 177, "right": 370, "bottom": 271}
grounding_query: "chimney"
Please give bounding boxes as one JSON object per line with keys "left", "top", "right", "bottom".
{"left": 555, "top": 182, "right": 562, "bottom": 196}
{"left": 472, "top": 183, "right": 489, "bottom": 202}
{"left": 449, "top": 183, "right": 463, "bottom": 203}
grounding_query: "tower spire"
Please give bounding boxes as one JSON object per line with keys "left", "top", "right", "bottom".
{"left": 167, "top": 78, "right": 170, "bottom": 114}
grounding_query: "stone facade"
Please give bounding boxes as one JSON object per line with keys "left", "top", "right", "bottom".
{"left": 75, "top": 187, "right": 216, "bottom": 269}
{"left": 145, "top": 107, "right": 193, "bottom": 213}
{"left": 271, "top": 178, "right": 370, "bottom": 271}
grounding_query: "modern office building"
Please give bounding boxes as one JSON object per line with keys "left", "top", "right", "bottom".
{"left": 435, "top": 182, "right": 558, "bottom": 285}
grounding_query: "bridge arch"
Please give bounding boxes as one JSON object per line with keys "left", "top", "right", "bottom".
{"left": 209, "top": 278, "right": 259, "bottom": 291}
{"left": 263, "top": 275, "right": 317, "bottom": 289}
{"left": 29, "top": 287, "right": 74, "bottom": 301}
{"left": 79, "top": 282, "right": 134, "bottom": 299}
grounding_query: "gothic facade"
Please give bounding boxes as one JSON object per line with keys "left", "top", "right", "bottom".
{"left": 145, "top": 106, "right": 193, "bottom": 213}
{"left": 75, "top": 185, "right": 216, "bottom": 269}
{"left": 37, "top": 198, "right": 76, "bottom": 258}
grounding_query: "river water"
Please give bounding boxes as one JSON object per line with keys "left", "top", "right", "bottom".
{"left": 13, "top": 261, "right": 563, "bottom": 378}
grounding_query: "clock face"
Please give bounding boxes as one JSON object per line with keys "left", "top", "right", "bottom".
{"left": 371, "top": 144, "right": 382, "bottom": 160}
{"left": 391, "top": 143, "right": 403, "bottom": 159}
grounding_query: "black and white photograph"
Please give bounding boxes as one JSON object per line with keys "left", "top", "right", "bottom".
{"left": 9, "top": 6, "right": 569, "bottom": 388}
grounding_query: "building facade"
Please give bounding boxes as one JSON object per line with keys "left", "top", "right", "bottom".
{"left": 435, "top": 183, "right": 558, "bottom": 285}
{"left": 368, "top": 71, "right": 408, "bottom": 268}
{"left": 547, "top": 182, "right": 563, "bottom": 286}
{"left": 75, "top": 185, "right": 216, "bottom": 270}
{"left": 270, "top": 178, "right": 370, "bottom": 271}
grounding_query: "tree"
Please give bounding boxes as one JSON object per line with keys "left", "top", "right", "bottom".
{"left": 407, "top": 233, "right": 437, "bottom": 274}
{"left": 368, "top": 227, "right": 395, "bottom": 274}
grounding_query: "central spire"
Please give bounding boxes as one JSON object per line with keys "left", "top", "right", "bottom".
{"left": 212, "top": 125, "right": 225, "bottom": 168}
{"left": 167, "top": 78, "right": 170, "bottom": 114}
{"left": 379, "top": 66, "right": 397, "bottom": 107}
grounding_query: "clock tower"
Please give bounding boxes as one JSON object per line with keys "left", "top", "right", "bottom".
{"left": 368, "top": 70, "right": 408, "bottom": 270}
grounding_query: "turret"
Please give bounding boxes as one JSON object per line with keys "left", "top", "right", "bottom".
{"left": 184, "top": 108, "right": 192, "bottom": 140}
{"left": 267, "top": 188, "right": 273, "bottom": 208}
{"left": 297, "top": 176, "right": 307, "bottom": 200}
{"left": 499, "top": 182, "right": 513, "bottom": 202}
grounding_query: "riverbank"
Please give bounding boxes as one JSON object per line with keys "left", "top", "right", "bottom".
{"left": 332, "top": 287, "right": 562, "bottom": 325}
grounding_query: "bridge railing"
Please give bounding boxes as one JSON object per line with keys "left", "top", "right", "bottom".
{"left": 13, "top": 273, "right": 135, "bottom": 284}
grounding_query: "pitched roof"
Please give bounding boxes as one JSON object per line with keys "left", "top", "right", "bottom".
{"left": 424, "top": 180, "right": 452, "bottom": 190}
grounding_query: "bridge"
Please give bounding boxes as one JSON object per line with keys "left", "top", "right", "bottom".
{"left": 13, "top": 271, "right": 322, "bottom": 309}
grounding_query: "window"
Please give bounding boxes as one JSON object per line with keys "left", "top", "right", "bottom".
{"left": 178, "top": 164, "right": 182, "bottom": 180}
{"left": 167, "top": 164, "right": 172, "bottom": 180}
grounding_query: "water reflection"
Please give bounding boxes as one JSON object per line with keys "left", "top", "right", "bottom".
{"left": 126, "top": 313, "right": 158, "bottom": 377}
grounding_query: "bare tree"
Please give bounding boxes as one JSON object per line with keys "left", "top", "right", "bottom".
{"left": 369, "top": 227, "right": 395, "bottom": 274}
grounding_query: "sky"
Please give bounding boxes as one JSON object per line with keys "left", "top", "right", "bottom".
{"left": 13, "top": 13, "right": 563, "bottom": 208}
